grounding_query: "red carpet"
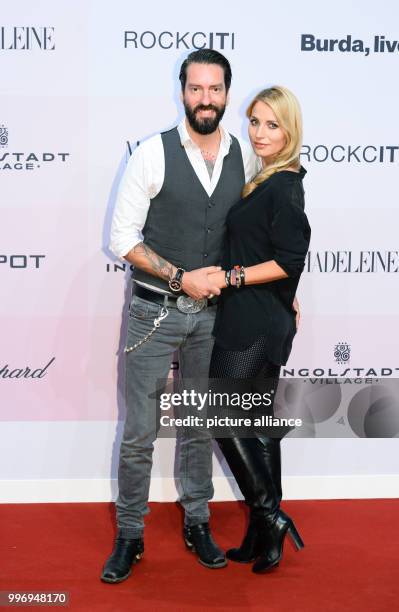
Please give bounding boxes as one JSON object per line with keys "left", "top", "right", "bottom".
{"left": 1, "top": 500, "right": 398, "bottom": 611}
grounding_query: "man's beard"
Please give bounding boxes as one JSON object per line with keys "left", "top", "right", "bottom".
{"left": 184, "top": 101, "right": 226, "bottom": 135}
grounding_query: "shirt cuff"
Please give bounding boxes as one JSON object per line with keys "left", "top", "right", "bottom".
{"left": 274, "top": 257, "right": 305, "bottom": 278}
{"left": 109, "top": 237, "right": 143, "bottom": 261}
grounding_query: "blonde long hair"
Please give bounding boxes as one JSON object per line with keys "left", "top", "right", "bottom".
{"left": 242, "top": 86, "right": 303, "bottom": 197}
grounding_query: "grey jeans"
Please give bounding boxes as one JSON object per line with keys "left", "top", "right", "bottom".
{"left": 116, "top": 291, "right": 216, "bottom": 539}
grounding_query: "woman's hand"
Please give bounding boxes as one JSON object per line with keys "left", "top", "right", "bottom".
{"left": 292, "top": 295, "right": 300, "bottom": 330}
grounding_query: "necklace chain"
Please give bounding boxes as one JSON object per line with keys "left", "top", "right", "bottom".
{"left": 200, "top": 149, "right": 217, "bottom": 161}
{"left": 199, "top": 131, "right": 221, "bottom": 162}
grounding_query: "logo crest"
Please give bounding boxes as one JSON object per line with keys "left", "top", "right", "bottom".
{"left": 334, "top": 342, "right": 351, "bottom": 364}
{"left": 0, "top": 125, "right": 9, "bottom": 147}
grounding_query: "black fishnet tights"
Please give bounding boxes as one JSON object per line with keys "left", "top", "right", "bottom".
{"left": 210, "top": 335, "right": 281, "bottom": 380}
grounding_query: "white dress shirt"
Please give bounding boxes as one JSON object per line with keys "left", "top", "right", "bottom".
{"left": 110, "top": 118, "right": 259, "bottom": 259}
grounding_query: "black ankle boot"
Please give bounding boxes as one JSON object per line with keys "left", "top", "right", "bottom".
{"left": 184, "top": 523, "right": 227, "bottom": 568}
{"left": 252, "top": 510, "right": 304, "bottom": 573}
{"left": 101, "top": 537, "right": 144, "bottom": 583}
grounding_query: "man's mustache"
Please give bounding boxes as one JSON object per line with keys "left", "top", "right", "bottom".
{"left": 194, "top": 104, "right": 219, "bottom": 113}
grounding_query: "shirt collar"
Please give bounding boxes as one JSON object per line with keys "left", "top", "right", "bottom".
{"left": 177, "top": 117, "right": 232, "bottom": 154}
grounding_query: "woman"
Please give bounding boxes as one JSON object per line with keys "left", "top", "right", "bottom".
{"left": 207, "top": 86, "right": 311, "bottom": 573}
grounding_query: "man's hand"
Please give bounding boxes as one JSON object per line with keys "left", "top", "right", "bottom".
{"left": 207, "top": 270, "right": 227, "bottom": 291}
{"left": 292, "top": 295, "right": 300, "bottom": 330}
{"left": 182, "top": 267, "right": 222, "bottom": 300}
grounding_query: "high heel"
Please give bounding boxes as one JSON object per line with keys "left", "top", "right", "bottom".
{"left": 287, "top": 521, "right": 305, "bottom": 550}
{"left": 252, "top": 510, "right": 304, "bottom": 574}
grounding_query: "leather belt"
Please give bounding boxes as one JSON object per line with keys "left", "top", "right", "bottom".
{"left": 132, "top": 283, "right": 218, "bottom": 308}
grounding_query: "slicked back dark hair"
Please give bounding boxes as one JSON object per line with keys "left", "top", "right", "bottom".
{"left": 179, "top": 49, "right": 232, "bottom": 92}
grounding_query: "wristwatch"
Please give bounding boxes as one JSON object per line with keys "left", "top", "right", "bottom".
{"left": 169, "top": 267, "right": 185, "bottom": 293}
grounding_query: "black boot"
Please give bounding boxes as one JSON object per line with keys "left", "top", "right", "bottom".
{"left": 184, "top": 523, "right": 227, "bottom": 568}
{"left": 252, "top": 509, "right": 304, "bottom": 573}
{"left": 101, "top": 537, "right": 144, "bottom": 583}
{"left": 217, "top": 436, "right": 281, "bottom": 563}
{"left": 217, "top": 435, "right": 304, "bottom": 570}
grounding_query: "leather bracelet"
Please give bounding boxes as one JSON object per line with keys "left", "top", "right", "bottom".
{"left": 233, "top": 265, "right": 241, "bottom": 288}
{"left": 230, "top": 268, "right": 237, "bottom": 287}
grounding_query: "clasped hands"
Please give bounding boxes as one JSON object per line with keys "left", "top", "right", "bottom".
{"left": 181, "top": 266, "right": 225, "bottom": 300}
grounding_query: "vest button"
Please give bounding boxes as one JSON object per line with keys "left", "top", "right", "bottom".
{"left": 204, "top": 253, "right": 208, "bottom": 258}
{"left": 207, "top": 228, "right": 211, "bottom": 233}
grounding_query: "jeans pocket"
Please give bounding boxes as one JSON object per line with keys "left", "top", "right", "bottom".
{"left": 129, "top": 295, "right": 161, "bottom": 320}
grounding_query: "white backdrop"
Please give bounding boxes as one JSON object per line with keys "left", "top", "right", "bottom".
{"left": 1, "top": 0, "right": 399, "bottom": 503}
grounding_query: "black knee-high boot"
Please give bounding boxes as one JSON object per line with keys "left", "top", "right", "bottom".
{"left": 216, "top": 435, "right": 281, "bottom": 562}
{"left": 217, "top": 435, "right": 304, "bottom": 570}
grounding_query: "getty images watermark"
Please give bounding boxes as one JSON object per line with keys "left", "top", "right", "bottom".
{"left": 155, "top": 378, "right": 302, "bottom": 438}
{"left": 159, "top": 388, "right": 302, "bottom": 433}
{"left": 160, "top": 388, "right": 273, "bottom": 410}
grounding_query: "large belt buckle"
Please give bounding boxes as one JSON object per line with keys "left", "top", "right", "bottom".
{"left": 176, "top": 295, "right": 207, "bottom": 314}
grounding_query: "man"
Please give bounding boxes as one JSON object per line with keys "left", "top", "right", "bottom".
{"left": 101, "top": 49, "right": 258, "bottom": 583}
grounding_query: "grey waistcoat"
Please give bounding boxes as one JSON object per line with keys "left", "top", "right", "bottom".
{"left": 133, "top": 126, "right": 245, "bottom": 291}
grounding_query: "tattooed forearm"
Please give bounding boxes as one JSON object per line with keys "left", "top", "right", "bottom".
{"left": 132, "top": 242, "right": 175, "bottom": 280}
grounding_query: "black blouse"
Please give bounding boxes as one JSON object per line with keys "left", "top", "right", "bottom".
{"left": 213, "top": 166, "right": 311, "bottom": 365}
